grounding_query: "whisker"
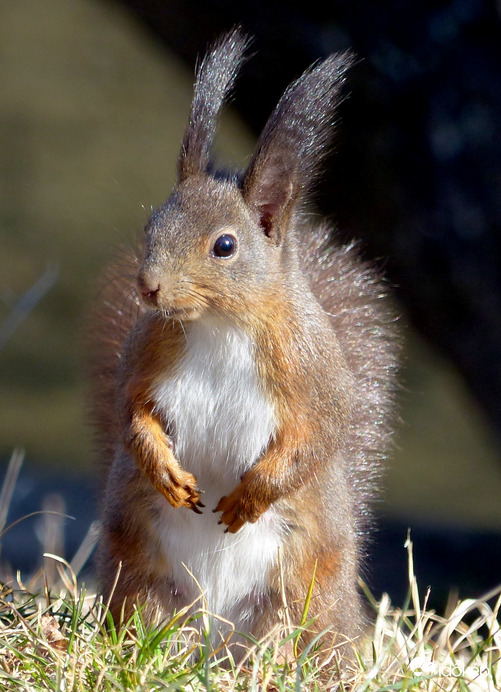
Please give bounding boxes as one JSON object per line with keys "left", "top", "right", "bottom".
{"left": 178, "top": 319, "right": 188, "bottom": 343}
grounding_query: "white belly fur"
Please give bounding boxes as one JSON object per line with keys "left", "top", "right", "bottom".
{"left": 152, "top": 314, "right": 281, "bottom": 626}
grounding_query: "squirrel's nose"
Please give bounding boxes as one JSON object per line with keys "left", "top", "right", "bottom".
{"left": 137, "top": 273, "right": 161, "bottom": 304}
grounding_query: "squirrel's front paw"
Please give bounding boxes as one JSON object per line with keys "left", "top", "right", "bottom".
{"left": 159, "top": 470, "right": 205, "bottom": 514}
{"left": 213, "top": 480, "right": 269, "bottom": 533}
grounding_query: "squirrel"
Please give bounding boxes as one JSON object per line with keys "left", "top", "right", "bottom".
{"left": 89, "top": 29, "right": 399, "bottom": 662}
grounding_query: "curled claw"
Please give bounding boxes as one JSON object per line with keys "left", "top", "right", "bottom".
{"left": 213, "top": 493, "right": 250, "bottom": 533}
{"left": 158, "top": 470, "right": 205, "bottom": 514}
{"left": 184, "top": 488, "right": 204, "bottom": 514}
{"left": 182, "top": 494, "right": 204, "bottom": 514}
{"left": 213, "top": 480, "right": 270, "bottom": 533}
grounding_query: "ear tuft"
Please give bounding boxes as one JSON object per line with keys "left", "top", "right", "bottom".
{"left": 178, "top": 29, "right": 249, "bottom": 183}
{"left": 242, "top": 51, "right": 354, "bottom": 242}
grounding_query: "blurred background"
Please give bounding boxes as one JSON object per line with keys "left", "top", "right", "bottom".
{"left": 1, "top": 0, "right": 500, "bottom": 607}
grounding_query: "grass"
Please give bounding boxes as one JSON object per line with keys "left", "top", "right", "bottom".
{"left": 0, "top": 551, "right": 499, "bottom": 690}
{"left": 0, "top": 454, "right": 500, "bottom": 690}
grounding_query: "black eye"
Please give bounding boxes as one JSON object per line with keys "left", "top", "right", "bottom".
{"left": 212, "top": 234, "right": 237, "bottom": 258}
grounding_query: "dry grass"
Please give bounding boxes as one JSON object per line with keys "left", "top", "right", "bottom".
{"left": 0, "top": 452, "right": 499, "bottom": 690}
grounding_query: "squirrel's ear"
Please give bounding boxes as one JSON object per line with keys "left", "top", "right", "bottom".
{"left": 242, "top": 52, "right": 354, "bottom": 244}
{"left": 178, "top": 29, "right": 249, "bottom": 183}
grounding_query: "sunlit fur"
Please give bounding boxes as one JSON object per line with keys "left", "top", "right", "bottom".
{"left": 90, "top": 29, "right": 400, "bottom": 669}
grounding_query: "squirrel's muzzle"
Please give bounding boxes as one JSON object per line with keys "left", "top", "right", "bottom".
{"left": 137, "top": 272, "right": 161, "bottom": 306}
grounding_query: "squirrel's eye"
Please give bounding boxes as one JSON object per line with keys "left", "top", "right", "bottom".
{"left": 212, "top": 234, "right": 237, "bottom": 258}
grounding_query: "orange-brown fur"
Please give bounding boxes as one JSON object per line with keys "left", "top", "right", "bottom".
{"left": 89, "top": 30, "right": 399, "bottom": 669}
{"left": 119, "top": 316, "right": 203, "bottom": 510}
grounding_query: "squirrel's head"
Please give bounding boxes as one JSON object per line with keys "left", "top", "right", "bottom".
{"left": 137, "top": 174, "right": 284, "bottom": 322}
{"left": 136, "top": 29, "right": 353, "bottom": 324}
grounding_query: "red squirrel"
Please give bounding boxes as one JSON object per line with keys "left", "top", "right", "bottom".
{"left": 89, "top": 30, "right": 399, "bottom": 659}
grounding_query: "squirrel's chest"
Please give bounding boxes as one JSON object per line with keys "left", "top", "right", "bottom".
{"left": 150, "top": 316, "right": 280, "bottom": 622}
{"left": 152, "top": 316, "right": 276, "bottom": 489}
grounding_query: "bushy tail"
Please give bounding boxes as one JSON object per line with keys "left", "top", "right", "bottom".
{"left": 86, "top": 251, "right": 143, "bottom": 471}
{"left": 302, "top": 227, "right": 401, "bottom": 537}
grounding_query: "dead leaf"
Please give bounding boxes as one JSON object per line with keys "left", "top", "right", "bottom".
{"left": 41, "top": 615, "right": 67, "bottom": 652}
